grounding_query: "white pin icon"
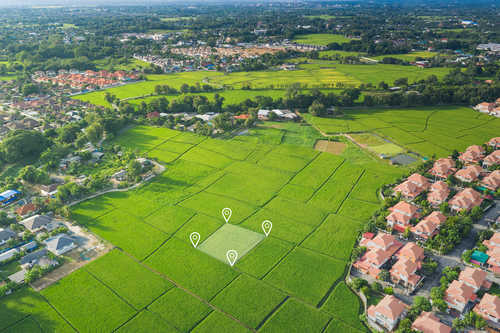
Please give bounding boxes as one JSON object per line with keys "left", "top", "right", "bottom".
{"left": 262, "top": 220, "right": 272, "bottom": 237}
{"left": 222, "top": 208, "right": 232, "bottom": 223}
{"left": 226, "top": 250, "right": 238, "bottom": 266}
{"left": 190, "top": 232, "right": 200, "bottom": 248}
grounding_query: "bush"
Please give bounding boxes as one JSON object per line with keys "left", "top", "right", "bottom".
{"left": 383, "top": 286, "right": 393, "bottom": 295}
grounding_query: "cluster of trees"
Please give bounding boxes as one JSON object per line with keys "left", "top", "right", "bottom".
{"left": 155, "top": 83, "right": 217, "bottom": 95}
{"left": 0, "top": 130, "right": 50, "bottom": 163}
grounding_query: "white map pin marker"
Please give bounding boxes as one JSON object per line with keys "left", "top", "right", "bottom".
{"left": 226, "top": 250, "right": 238, "bottom": 266}
{"left": 262, "top": 220, "right": 272, "bottom": 237}
{"left": 222, "top": 208, "right": 232, "bottom": 223}
{"left": 190, "top": 232, "right": 200, "bottom": 248}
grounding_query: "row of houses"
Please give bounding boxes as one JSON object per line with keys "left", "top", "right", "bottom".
{"left": 32, "top": 70, "right": 139, "bottom": 90}
{"left": 368, "top": 266, "right": 500, "bottom": 332}
{"left": 473, "top": 98, "right": 500, "bottom": 117}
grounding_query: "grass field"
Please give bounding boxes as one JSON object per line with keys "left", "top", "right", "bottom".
{"left": 293, "top": 33, "right": 352, "bottom": 46}
{"left": 304, "top": 106, "right": 500, "bottom": 158}
{"left": 372, "top": 51, "right": 437, "bottom": 61}
{"left": 2, "top": 123, "right": 417, "bottom": 332}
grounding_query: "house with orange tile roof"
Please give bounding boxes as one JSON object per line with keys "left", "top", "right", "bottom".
{"left": 387, "top": 201, "right": 420, "bottom": 232}
{"left": 411, "top": 311, "right": 452, "bottom": 333}
{"left": 482, "top": 170, "right": 500, "bottom": 191}
{"left": 16, "top": 203, "right": 37, "bottom": 217}
{"left": 475, "top": 102, "right": 496, "bottom": 113}
{"left": 393, "top": 173, "right": 430, "bottom": 199}
{"left": 444, "top": 280, "right": 477, "bottom": 313}
{"left": 459, "top": 267, "right": 492, "bottom": 293}
{"left": 354, "top": 233, "right": 403, "bottom": 278}
{"left": 429, "top": 158, "right": 456, "bottom": 179}
{"left": 488, "top": 137, "right": 500, "bottom": 150}
{"left": 367, "top": 295, "right": 408, "bottom": 331}
{"left": 390, "top": 257, "right": 422, "bottom": 290}
{"left": 448, "top": 188, "right": 483, "bottom": 212}
{"left": 483, "top": 150, "right": 500, "bottom": 168}
{"left": 474, "top": 293, "right": 500, "bottom": 324}
{"left": 427, "top": 181, "right": 450, "bottom": 206}
{"left": 484, "top": 233, "right": 500, "bottom": 250}
{"left": 411, "top": 211, "right": 447, "bottom": 241}
{"left": 397, "top": 242, "right": 425, "bottom": 263}
{"left": 459, "top": 145, "right": 485, "bottom": 164}
{"left": 455, "top": 165, "right": 483, "bottom": 182}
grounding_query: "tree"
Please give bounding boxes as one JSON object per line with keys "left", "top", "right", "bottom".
{"left": 308, "top": 100, "right": 326, "bottom": 117}
{"left": 128, "top": 160, "right": 142, "bottom": 179}
{"left": 1, "top": 130, "right": 50, "bottom": 163}
{"left": 86, "top": 123, "right": 104, "bottom": 145}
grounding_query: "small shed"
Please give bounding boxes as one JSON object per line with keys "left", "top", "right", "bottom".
{"left": 471, "top": 250, "right": 489, "bottom": 266}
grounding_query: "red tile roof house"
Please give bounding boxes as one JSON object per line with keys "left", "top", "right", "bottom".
{"left": 354, "top": 233, "right": 403, "bottom": 278}
{"left": 386, "top": 201, "right": 420, "bottom": 232}
{"left": 444, "top": 280, "right": 477, "bottom": 313}
{"left": 483, "top": 150, "right": 500, "bottom": 168}
{"left": 390, "top": 242, "right": 425, "bottom": 290}
{"left": 429, "top": 158, "right": 456, "bottom": 179}
{"left": 459, "top": 267, "right": 492, "bottom": 293}
{"left": 448, "top": 188, "right": 483, "bottom": 212}
{"left": 427, "top": 181, "right": 450, "bottom": 206}
{"left": 411, "top": 211, "right": 447, "bottom": 241}
{"left": 474, "top": 293, "right": 500, "bottom": 324}
{"left": 482, "top": 170, "right": 500, "bottom": 191}
{"left": 367, "top": 295, "right": 408, "bottom": 331}
{"left": 411, "top": 311, "right": 452, "bottom": 333}
{"left": 488, "top": 137, "right": 500, "bottom": 150}
{"left": 483, "top": 233, "right": 500, "bottom": 274}
{"left": 459, "top": 145, "right": 485, "bottom": 164}
{"left": 454, "top": 165, "right": 484, "bottom": 183}
{"left": 474, "top": 102, "right": 496, "bottom": 113}
{"left": 393, "top": 173, "right": 430, "bottom": 199}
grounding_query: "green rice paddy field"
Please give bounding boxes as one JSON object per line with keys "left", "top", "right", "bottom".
{"left": 292, "top": 34, "right": 353, "bottom": 46}
{"left": 73, "top": 62, "right": 450, "bottom": 107}
{"left": 304, "top": 106, "right": 500, "bottom": 158}
{"left": 1, "top": 123, "right": 408, "bottom": 332}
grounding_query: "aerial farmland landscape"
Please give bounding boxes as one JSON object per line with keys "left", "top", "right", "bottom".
{"left": 0, "top": 0, "right": 499, "bottom": 332}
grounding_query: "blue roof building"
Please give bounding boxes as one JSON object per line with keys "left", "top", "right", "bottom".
{"left": 0, "top": 190, "right": 21, "bottom": 205}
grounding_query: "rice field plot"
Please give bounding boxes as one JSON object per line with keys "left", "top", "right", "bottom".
{"left": 153, "top": 140, "right": 194, "bottom": 154}
{"left": 322, "top": 282, "right": 365, "bottom": 331}
{"left": 143, "top": 205, "right": 196, "bottom": 234}
{"left": 372, "top": 51, "right": 436, "bottom": 61}
{"left": 223, "top": 160, "right": 294, "bottom": 184}
{"left": 148, "top": 287, "right": 212, "bottom": 332}
{"left": 257, "top": 151, "right": 313, "bottom": 173}
{"left": 198, "top": 138, "right": 255, "bottom": 161}
{"left": 265, "top": 196, "right": 328, "bottom": 227}
{"left": 3, "top": 317, "right": 43, "bottom": 333}
{"left": 110, "top": 125, "right": 179, "bottom": 152}
{"left": 197, "top": 224, "right": 265, "bottom": 264}
{"left": 179, "top": 191, "right": 258, "bottom": 224}
{"left": 338, "top": 198, "right": 380, "bottom": 222}
{"left": 259, "top": 298, "right": 331, "bottom": 333}
{"left": 236, "top": 236, "right": 294, "bottom": 279}
{"left": 144, "top": 237, "right": 239, "bottom": 299}
{"left": 267, "top": 143, "right": 320, "bottom": 160}
{"left": 293, "top": 33, "right": 352, "bottom": 46}
{"left": 325, "top": 318, "right": 366, "bottom": 333}
{"left": 161, "top": 159, "right": 215, "bottom": 184}
{"left": 404, "top": 141, "right": 450, "bottom": 158}
{"left": 308, "top": 163, "right": 364, "bottom": 212}
{"left": 205, "top": 172, "right": 285, "bottom": 205}
{"left": 301, "top": 214, "right": 363, "bottom": 261}
{"left": 84, "top": 208, "right": 169, "bottom": 260}
{"left": 41, "top": 269, "right": 136, "bottom": 332}
{"left": 85, "top": 250, "right": 174, "bottom": 309}
{"left": 290, "top": 153, "right": 344, "bottom": 189}
{"left": 70, "top": 195, "right": 116, "bottom": 225}
{"left": 174, "top": 213, "right": 224, "bottom": 245}
{"left": 350, "top": 171, "right": 395, "bottom": 203}
{"left": 211, "top": 274, "right": 287, "bottom": 329}
{"left": 147, "top": 148, "right": 181, "bottom": 164}
{"left": 180, "top": 147, "right": 234, "bottom": 169}
{"left": 278, "top": 183, "right": 316, "bottom": 202}
{"left": 0, "top": 288, "right": 74, "bottom": 332}
{"left": 240, "top": 207, "right": 315, "bottom": 244}
{"left": 192, "top": 310, "right": 250, "bottom": 333}
{"left": 374, "top": 127, "right": 424, "bottom": 145}
{"left": 264, "top": 247, "right": 346, "bottom": 305}
{"left": 234, "top": 126, "right": 285, "bottom": 146}
{"left": 116, "top": 310, "right": 177, "bottom": 333}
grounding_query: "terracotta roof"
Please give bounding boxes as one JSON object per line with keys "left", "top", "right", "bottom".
{"left": 459, "top": 145, "right": 485, "bottom": 163}
{"left": 394, "top": 181, "right": 423, "bottom": 198}
{"left": 361, "top": 233, "right": 397, "bottom": 251}
{"left": 411, "top": 312, "right": 451, "bottom": 333}
{"left": 482, "top": 170, "right": 500, "bottom": 191}
{"left": 459, "top": 267, "right": 488, "bottom": 290}
{"left": 397, "top": 242, "right": 424, "bottom": 263}
{"left": 488, "top": 137, "right": 500, "bottom": 146}
{"left": 429, "top": 158, "right": 455, "bottom": 178}
{"left": 16, "top": 203, "right": 36, "bottom": 216}
{"left": 424, "top": 211, "right": 447, "bottom": 225}
{"left": 390, "top": 257, "right": 420, "bottom": 285}
{"left": 448, "top": 188, "right": 483, "bottom": 211}
{"left": 407, "top": 173, "right": 430, "bottom": 188}
{"left": 455, "top": 165, "right": 483, "bottom": 182}
{"left": 390, "top": 201, "right": 419, "bottom": 216}
{"left": 367, "top": 295, "right": 407, "bottom": 321}
{"left": 474, "top": 293, "right": 500, "bottom": 321}
{"left": 445, "top": 280, "right": 476, "bottom": 305}
{"left": 484, "top": 150, "right": 500, "bottom": 166}
{"left": 428, "top": 182, "right": 450, "bottom": 204}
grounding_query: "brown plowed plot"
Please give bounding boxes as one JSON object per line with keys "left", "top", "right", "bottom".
{"left": 314, "top": 140, "right": 346, "bottom": 155}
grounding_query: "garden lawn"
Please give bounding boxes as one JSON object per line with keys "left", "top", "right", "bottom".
{"left": 264, "top": 247, "right": 345, "bottom": 305}
{"left": 41, "top": 269, "right": 136, "bottom": 332}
